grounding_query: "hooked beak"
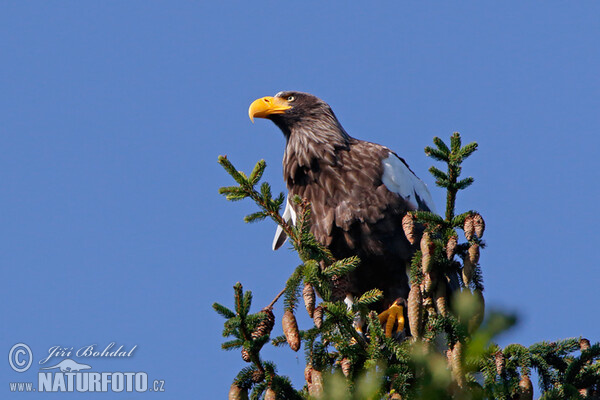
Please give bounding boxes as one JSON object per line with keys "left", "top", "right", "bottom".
{"left": 248, "top": 96, "right": 292, "bottom": 123}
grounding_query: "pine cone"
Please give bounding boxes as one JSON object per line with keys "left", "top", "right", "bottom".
{"left": 464, "top": 215, "right": 475, "bottom": 241}
{"left": 313, "top": 305, "right": 324, "bottom": 329}
{"left": 303, "top": 283, "right": 316, "bottom": 318}
{"left": 251, "top": 369, "right": 265, "bottom": 383}
{"left": 229, "top": 384, "right": 249, "bottom": 400}
{"left": 402, "top": 214, "right": 416, "bottom": 244}
{"left": 473, "top": 213, "right": 485, "bottom": 238}
{"left": 252, "top": 307, "right": 275, "bottom": 339}
{"left": 305, "top": 364, "right": 313, "bottom": 385}
{"left": 446, "top": 232, "right": 458, "bottom": 260}
{"left": 580, "top": 338, "right": 591, "bottom": 351}
{"left": 451, "top": 342, "right": 465, "bottom": 388}
{"left": 462, "top": 257, "right": 473, "bottom": 287}
{"left": 435, "top": 283, "right": 448, "bottom": 317}
{"left": 310, "top": 369, "right": 324, "bottom": 398}
{"left": 420, "top": 232, "right": 434, "bottom": 274}
{"left": 264, "top": 388, "right": 276, "bottom": 400}
{"left": 518, "top": 374, "right": 533, "bottom": 400}
{"left": 241, "top": 348, "right": 251, "bottom": 362}
{"left": 421, "top": 272, "right": 435, "bottom": 296}
{"left": 469, "top": 289, "right": 485, "bottom": 334}
{"left": 282, "top": 310, "right": 301, "bottom": 351}
{"left": 494, "top": 350, "right": 505, "bottom": 376}
{"left": 468, "top": 243, "right": 480, "bottom": 264}
{"left": 408, "top": 284, "right": 424, "bottom": 338}
{"left": 341, "top": 357, "right": 351, "bottom": 377}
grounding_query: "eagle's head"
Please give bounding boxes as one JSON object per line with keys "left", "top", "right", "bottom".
{"left": 249, "top": 91, "right": 348, "bottom": 141}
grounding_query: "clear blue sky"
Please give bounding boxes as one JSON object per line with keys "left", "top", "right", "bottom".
{"left": 1, "top": 2, "right": 599, "bottom": 398}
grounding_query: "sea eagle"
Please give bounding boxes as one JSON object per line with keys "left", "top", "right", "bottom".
{"left": 249, "top": 91, "right": 435, "bottom": 336}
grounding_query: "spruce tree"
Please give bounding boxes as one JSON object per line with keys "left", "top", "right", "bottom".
{"left": 214, "top": 133, "right": 600, "bottom": 400}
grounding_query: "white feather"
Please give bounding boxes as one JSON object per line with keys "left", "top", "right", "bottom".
{"left": 381, "top": 153, "right": 436, "bottom": 213}
{"left": 272, "top": 196, "right": 297, "bottom": 250}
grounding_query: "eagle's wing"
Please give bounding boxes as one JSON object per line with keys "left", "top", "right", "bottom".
{"left": 381, "top": 153, "right": 436, "bottom": 213}
{"left": 272, "top": 196, "right": 297, "bottom": 250}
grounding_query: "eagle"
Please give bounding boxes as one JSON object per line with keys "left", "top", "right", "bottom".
{"left": 248, "top": 91, "right": 435, "bottom": 336}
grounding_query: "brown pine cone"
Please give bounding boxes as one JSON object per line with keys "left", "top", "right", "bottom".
{"left": 420, "top": 232, "right": 434, "bottom": 274}
{"left": 310, "top": 369, "right": 324, "bottom": 398}
{"left": 469, "top": 289, "right": 485, "bottom": 334}
{"left": 462, "top": 258, "right": 473, "bottom": 287}
{"left": 341, "top": 357, "right": 351, "bottom": 377}
{"left": 464, "top": 215, "right": 474, "bottom": 241}
{"left": 468, "top": 243, "right": 480, "bottom": 264}
{"left": 580, "top": 338, "right": 591, "bottom": 351}
{"left": 408, "top": 285, "right": 424, "bottom": 338}
{"left": 264, "top": 388, "right": 276, "bottom": 400}
{"left": 313, "top": 305, "right": 324, "bottom": 329}
{"left": 494, "top": 350, "right": 505, "bottom": 376}
{"left": 421, "top": 272, "right": 435, "bottom": 296}
{"left": 251, "top": 369, "right": 265, "bottom": 383}
{"left": 241, "top": 348, "right": 251, "bottom": 362}
{"left": 446, "top": 232, "right": 458, "bottom": 260}
{"left": 303, "top": 283, "right": 316, "bottom": 318}
{"left": 451, "top": 342, "right": 465, "bottom": 388}
{"left": 402, "top": 214, "right": 416, "bottom": 244}
{"left": 282, "top": 310, "right": 301, "bottom": 351}
{"left": 228, "top": 384, "right": 249, "bottom": 400}
{"left": 518, "top": 374, "right": 533, "bottom": 400}
{"left": 252, "top": 307, "right": 275, "bottom": 339}
{"left": 435, "top": 283, "right": 448, "bottom": 317}
{"left": 473, "top": 213, "right": 485, "bottom": 238}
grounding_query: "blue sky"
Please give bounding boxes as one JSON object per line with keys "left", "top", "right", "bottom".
{"left": 1, "top": 2, "right": 599, "bottom": 398}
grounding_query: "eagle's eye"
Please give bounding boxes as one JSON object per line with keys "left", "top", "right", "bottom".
{"left": 286, "top": 95, "right": 295, "bottom": 102}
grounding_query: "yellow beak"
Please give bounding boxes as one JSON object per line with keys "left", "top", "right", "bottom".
{"left": 248, "top": 96, "right": 292, "bottom": 122}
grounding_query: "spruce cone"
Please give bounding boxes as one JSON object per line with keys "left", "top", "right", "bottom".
{"left": 446, "top": 232, "right": 458, "bottom": 260}
{"left": 241, "top": 348, "right": 251, "bottom": 362}
{"left": 469, "top": 289, "right": 485, "bottom": 334}
{"left": 229, "top": 384, "right": 249, "bottom": 400}
{"left": 313, "top": 305, "right": 324, "bottom": 329}
{"left": 435, "top": 283, "right": 448, "bottom": 317}
{"left": 282, "top": 310, "right": 301, "bottom": 351}
{"left": 468, "top": 243, "right": 480, "bottom": 264}
{"left": 464, "top": 215, "right": 475, "bottom": 241}
{"left": 264, "top": 388, "right": 276, "bottom": 400}
{"left": 252, "top": 307, "right": 275, "bottom": 339}
{"left": 310, "top": 369, "right": 324, "bottom": 398}
{"left": 518, "top": 374, "right": 533, "bottom": 400}
{"left": 580, "top": 338, "right": 591, "bottom": 351}
{"left": 421, "top": 272, "right": 434, "bottom": 296}
{"left": 402, "top": 214, "right": 416, "bottom": 244}
{"left": 451, "top": 342, "right": 465, "bottom": 388}
{"left": 303, "top": 283, "right": 316, "bottom": 318}
{"left": 420, "top": 232, "right": 434, "bottom": 274}
{"left": 251, "top": 368, "right": 265, "bottom": 383}
{"left": 341, "top": 357, "right": 351, "bottom": 377}
{"left": 494, "top": 350, "right": 505, "bottom": 376}
{"left": 462, "top": 257, "right": 474, "bottom": 287}
{"left": 473, "top": 213, "right": 485, "bottom": 238}
{"left": 305, "top": 364, "right": 314, "bottom": 393}
{"left": 408, "top": 284, "right": 424, "bottom": 338}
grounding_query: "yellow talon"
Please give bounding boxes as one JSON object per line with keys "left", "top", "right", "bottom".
{"left": 378, "top": 301, "right": 405, "bottom": 338}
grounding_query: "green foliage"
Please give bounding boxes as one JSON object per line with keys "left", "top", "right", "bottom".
{"left": 215, "top": 135, "right": 600, "bottom": 399}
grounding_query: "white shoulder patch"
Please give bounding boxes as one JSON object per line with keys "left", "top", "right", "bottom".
{"left": 381, "top": 153, "right": 436, "bottom": 213}
{"left": 272, "top": 196, "right": 297, "bottom": 250}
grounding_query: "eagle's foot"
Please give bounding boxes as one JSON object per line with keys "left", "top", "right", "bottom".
{"left": 378, "top": 300, "right": 405, "bottom": 338}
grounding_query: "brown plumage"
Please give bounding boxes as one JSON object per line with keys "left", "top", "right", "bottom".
{"left": 249, "top": 91, "right": 435, "bottom": 312}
